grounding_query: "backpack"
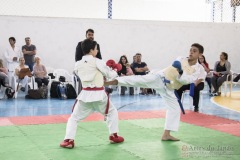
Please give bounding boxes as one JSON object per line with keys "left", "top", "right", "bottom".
{"left": 38, "top": 85, "right": 48, "bottom": 98}
{"left": 50, "top": 81, "right": 60, "bottom": 98}
{"left": 57, "top": 83, "right": 67, "bottom": 100}
{"left": 65, "top": 83, "right": 77, "bottom": 99}
{"left": 5, "top": 87, "right": 15, "bottom": 99}
{"left": 233, "top": 74, "right": 240, "bottom": 82}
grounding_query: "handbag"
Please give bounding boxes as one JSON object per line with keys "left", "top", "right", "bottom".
{"left": 19, "top": 68, "right": 32, "bottom": 79}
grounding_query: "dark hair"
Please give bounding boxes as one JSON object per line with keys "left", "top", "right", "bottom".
{"left": 86, "top": 29, "right": 94, "bottom": 35}
{"left": 118, "top": 55, "right": 129, "bottom": 65}
{"left": 198, "top": 55, "right": 207, "bottom": 64}
{"left": 191, "top": 43, "right": 204, "bottom": 54}
{"left": 9, "top": 37, "right": 16, "bottom": 42}
{"left": 222, "top": 52, "right": 228, "bottom": 60}
{"left": 136, "top": 53, "right": 141, "bottom": 56}
{"left": 81, "top": 39, "right": 97, "bottom": 55}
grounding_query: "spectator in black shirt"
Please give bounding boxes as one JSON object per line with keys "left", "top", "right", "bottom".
{"left": 132, "top": 53, "right": 149, "bottom": 94}
{"left": 75, "top": 29, "right": 102, "bottom": 61}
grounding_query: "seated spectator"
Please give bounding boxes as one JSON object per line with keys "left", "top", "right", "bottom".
{"left": 0, "top": 59, "right": 9, "bottom": 88}
{"left": 118, "top": 55, "right": 134, "bottom": 95}
{"left": 211, "top": 52, "right": 231, "bottom": 96}
{"left": 130, "top": 55, "right": 137, "bottom": 74}
{"left": 198, "top": 55, "right": 211, "bottom": 93}
{"left": 15, "top": 57, "right": 31, "bottom": 95}
{"left": 131, "top": 53, "right": 149, "bottom": 95}
{"left": 33, "top": 57, "right": 49, "bottom": 88}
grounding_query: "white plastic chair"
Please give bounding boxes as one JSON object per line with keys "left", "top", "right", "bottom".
{"left": 0, "top": 85, "right": 6, "bottom": 99}
{"left": 220, "top": 71, "right": 233, "bottom": 96}
{"left": 12, "top": 75, "right": 35, "bottom": 98}
{"left": 181, "top": 90, "right": 204, "bottom": 110}
{"left": 53, "top": 69, "right": 74, "bottom": 86}
{"left": 232, "top": 71, "right": 240, "bottom": 87}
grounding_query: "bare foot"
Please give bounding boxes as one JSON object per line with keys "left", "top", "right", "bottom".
{"left": 161, "top": 135, "right": 180, "bottom": 141}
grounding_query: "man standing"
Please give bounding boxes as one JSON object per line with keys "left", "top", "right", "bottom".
{"left": 22, "top": 37, "right": 37, "bottom": 71}
{"left": 4, "top": 37, "right": 22, "bottom": 87}
{"left": 75, "top": 29, "right": 102, "bottom": 62}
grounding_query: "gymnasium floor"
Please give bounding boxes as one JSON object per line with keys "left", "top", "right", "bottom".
{"left": 0, "top": 86, "right": 240, "bottom": 160}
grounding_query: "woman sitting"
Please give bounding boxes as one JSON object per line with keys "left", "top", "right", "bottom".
{"left": 15, "top": 57, "right": 31, "bottom": 95}
{"left": 118, "top": 55, "right": 134, "bottom": 95}
{"left": 198, "top": 55, "right": 211, "bottom": 93}
{"left": 211, "top": 52, "right": 231, "bottom": 96}
{"left": 0, "top": 59, "right": 9, "bottom": 88}
{"left": 33, "top": 57, "right": 49, "bottom": 88}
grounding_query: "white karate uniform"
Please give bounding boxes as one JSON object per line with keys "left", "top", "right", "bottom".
{"left": 116, "top": 58, "right": 205, "bottom": 132}
{"left": 4, "top": 45, "right": 22, "bottom": 88}
{"left": 64, "top": 55, "right": 119, "bottom": 140}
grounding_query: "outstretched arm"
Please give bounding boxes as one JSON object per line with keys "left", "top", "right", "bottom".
{"left": 104, "top": 79, "right": 118, "bottom": 86}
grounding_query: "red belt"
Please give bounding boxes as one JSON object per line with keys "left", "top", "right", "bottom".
{"left": 82, "top": 87, "right": 104, "bottom": 91}
{"left": 72, "top": 86, "right": 110, "bottom": 121}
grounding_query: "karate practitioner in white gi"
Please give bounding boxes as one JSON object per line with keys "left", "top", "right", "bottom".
{"left": 60, "top": 39, "right": 124, "bottom": 149}
{"left": 105, "top": 43, "right": 206, "bottom": 141}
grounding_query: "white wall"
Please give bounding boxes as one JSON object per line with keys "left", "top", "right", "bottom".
{"left": 0, "top": 15, "right": 240, "bottom": 73}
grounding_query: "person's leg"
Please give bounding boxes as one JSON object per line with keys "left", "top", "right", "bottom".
{"left": 95, "top": 96, "right": 124, "bottom": 143}
{"left": 61, "top": 100, "right": 93, "bottom": 148}
{"left": 120, "top": 86, "right": 125, "bottom": 95}
{"left": 26, "top": 63, "right": 34, "bottom": 72}
{"left": 193, "top": 82, "right": 204, "bottom": 112}
{"left": 216, "top": 75, "right": 228, "bottom": 93}
{"left": 117, "top": 74, "right": 181, "bottom": 140}
{"left": 157, "top": 88, "right": 181, "bottom": 141}
{"left": 35, "top": 77, "right": 42, "bottom": 88}
{"left": 211, "top": 76, "right": 218, "bottom": 93}
{"left": 176, "top": 84, "right": 190, "bottom": 100}
{"left": 205, "top": 77, "right": 212, "bottom": 93}
{"left": 129, "top": 87, "right": 134, "bottom": 95}
{"left": 21, "top": 76, "right": 29, "bottom": 95}
{"left": 42, "top": 78, "right": 49, "bottom": 86}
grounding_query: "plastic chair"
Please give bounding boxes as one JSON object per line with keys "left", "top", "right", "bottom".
{"left": 220, "top": 71, "right": 233, "bottom": 96}
{"left": 12, "top": 75, "right": 35, "bottom": 98}
{"left": 181, "top": 90, "right": 204, "bottom": 110}
{"left": 0, "top": 85, "right": 6, "bottom": 99}
{"left": 53, "top": 69, "right": 74, "bottom": 85}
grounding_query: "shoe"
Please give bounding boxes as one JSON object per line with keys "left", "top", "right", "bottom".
{"left": 210, "top": 92, "right": 218, "bottom": 96}
{"left": 109, "top": 133, "right": 124, "bottom": 144}
{"left": 60, "top": 139, "right": 75, "bottom": 148}
{"left": 194, "top": 108, "right": 199, "bottom": 112}
{"left": 20, "top": 87, "right": 25, "bottom": 92}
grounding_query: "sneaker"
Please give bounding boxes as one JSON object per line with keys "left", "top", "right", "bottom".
{"left": 109, "top": 133, "right": 124, "bottom": 144}
{"left": 60, "top": 139, "right": 75, "bottom": 148}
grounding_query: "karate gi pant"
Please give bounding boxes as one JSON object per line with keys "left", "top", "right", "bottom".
{"left": 117, "top": 74, "right": 181, "bottom": 132}
{"left": 64, "top": 96, "right": 119, "bottom": 140}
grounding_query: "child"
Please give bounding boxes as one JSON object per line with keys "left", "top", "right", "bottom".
{"left": 105, "top": 43, "right": 206, "bottom": 141}
{"left": 60, "top": 39, "right": 124, "bottom": 149}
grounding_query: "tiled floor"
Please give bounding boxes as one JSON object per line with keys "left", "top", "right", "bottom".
{"left": 0, "top": 86, "right": 240, "bottom": 121}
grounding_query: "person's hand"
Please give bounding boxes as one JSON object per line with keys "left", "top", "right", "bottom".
{"left": 13, "top": 57, "right": 18, "bottom": 61}
{"left": 172, "top": 61, "right": 182, "bottom": 73}
{"left": 201, "top": 63, "right": 206, "bottom": 68}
